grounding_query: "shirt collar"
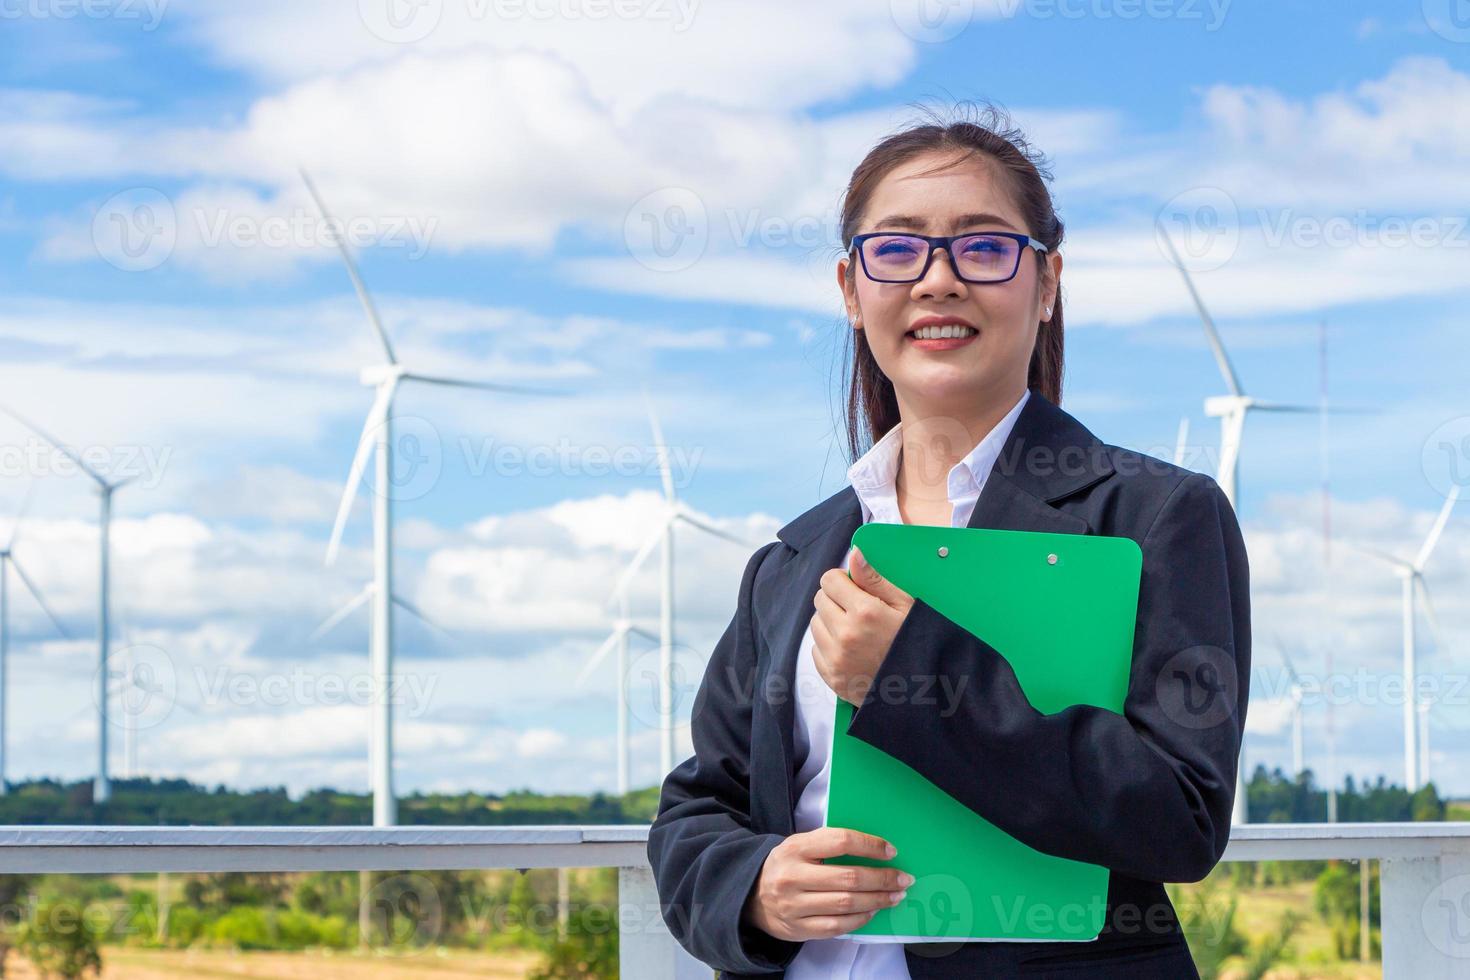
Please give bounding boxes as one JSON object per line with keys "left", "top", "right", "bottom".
{"left": 846, "top": 387, "right": 1031, "bottom": 523}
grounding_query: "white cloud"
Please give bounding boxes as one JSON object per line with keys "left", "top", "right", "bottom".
{"left": 173, "top": 0, "right": 917, "bottom": 113}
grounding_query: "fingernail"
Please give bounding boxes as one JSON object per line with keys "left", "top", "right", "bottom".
{"left": 898, "top": 872, "right": 915, "bottom": 887}
{"left": 884, "top": 843, "right": 897, "bottom": 858}
{"left": 889, "top": 890, "right": 907, "bottom": 904}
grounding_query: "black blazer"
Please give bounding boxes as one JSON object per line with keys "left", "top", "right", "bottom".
{"left": 647, "top": 389, "right": 1251, "bottom": 978}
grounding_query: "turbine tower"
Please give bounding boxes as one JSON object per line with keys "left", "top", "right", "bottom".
{"left": 0, "top": 405, "right": 132, "bottom": 803}
{"left": 301, "top": 170, "right": 562, "bottom": 826}
{"left": 0, "top": 479, "right": 70, "bottom": 794}
{"left": 612, "top": 388, "right": 752, "bottom": 776}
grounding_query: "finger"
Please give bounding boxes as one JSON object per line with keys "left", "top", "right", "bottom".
{"left": 821, "top": 564, "right": 867, "bottom": 608}
{"left": 812, "top": 588, "right": 844, "bottom": 630}
{"left": 796, "top": 826, "right": 896, "bottom": 862}
{"left": 817, "top": 568, "right": 854, "bottom": 613}
{"left": 795, "top": 910, "right": 883, "bottom": 941}
{"left": 790, "top": 888, "right": 906, "bottom": 919}
{"left": 849, "top": 546, "right": 912, "bottom": 608}
{"left": 797, "top": 861, "right": 911, "bottom": 894}
{"left": 809, "top": 613, "right": 835, "bottom": 663}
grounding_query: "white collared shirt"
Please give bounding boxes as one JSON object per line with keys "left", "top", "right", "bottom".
{"left": 783, "top": 388, "right": 1030, "bottom": 979}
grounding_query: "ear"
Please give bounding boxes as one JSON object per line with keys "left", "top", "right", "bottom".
{"left": 837, "top": 255, "right": 862, "bottom": 331}
{"left": 1040, "top": 250, "right": 1063, "bottom": 323}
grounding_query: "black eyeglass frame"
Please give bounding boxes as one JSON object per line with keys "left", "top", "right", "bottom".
{"left": 848, "top": 230, "right": 1049, "bottom": 284}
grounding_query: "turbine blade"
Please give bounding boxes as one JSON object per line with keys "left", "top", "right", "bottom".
{"left": 325, "top": 381, "right": 395, "bottom": 567}
{"left": 392, "top": 592, "right": 453, "bottom": 637}
{"left": 576, "top": 631, "right": 622, "bottom": 687}
{"left": 401, "top": 372, "right": 566, "bottom": 397}
{"left": 1342, "top": 539, "right": 1410, "bottom": 571}
{"left": 2, "top": 474, "right": 36, "bottom": 551}
{"left": 643, "top": 386, "right": 676, "bottom": 501}
{"left": 1155, "top": 224, "right": 1243, "bottom": 398}
{"left": 627, "top": 625, "right": 660, "bottom": 643}
{"left": 608, "top": 518, "right": 671, "bottom": 608}
{"left": 298, "top": 168, "right": 397, "bottom": 365}
{"left": 0, "top": 403, "right": 106, "bottom": 486}
{"left": 309, "top": 584, "right": 374, "bottom": 642}
{"left": 676, "top": 506, "right": 750, "bottom": 548}
{"left": 1418, "top": 576, "right": 1444, "bottom": 648}
{"left": 1271, "top": 632, "right": 1301, "bottom": 686}
{"left": 1248, "top": 402, "right": 1319, "bottom": 414}
{"left": 1413, "top": 484, "right": 1460, "bottom": 571}
{"left": 9, "top": 557, "right": 69, "bottom": 640}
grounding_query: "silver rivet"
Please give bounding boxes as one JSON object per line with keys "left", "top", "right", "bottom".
{"left": 1047, "top": 553, "right": 1058, "bottom": 565}
{"left": 937, "top": 546, "right": 949, "bottom": 558}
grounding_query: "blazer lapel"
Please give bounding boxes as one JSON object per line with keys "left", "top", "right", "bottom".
{"left": 757, "top": 391, "right": 1115, "bottom": 829}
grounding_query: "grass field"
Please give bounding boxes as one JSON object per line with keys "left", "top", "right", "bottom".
{"left": 5, "top": 947, "right": 545, "bottom": 979}
{"left": 1180, "top": 878, "right": 1381, "bottom": 980}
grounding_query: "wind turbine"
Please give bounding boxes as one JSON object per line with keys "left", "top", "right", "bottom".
{"left": 0, "top": 478, "right": 70, "bottom": 795}
{"left": 111, "top": 597, "right": 199, "bottom": 782}
{"left": 301, "top": 169, "right": 563, "bottom": 827}
{"left": 1349, "top": 484, "right": 1459, "bottom": 792}
{"left": 0, "top": 404, "right": 133, "bottom": 803}
{"left": 1158, "top": 229, "right": 1311, "bottom": 825}
{"left": 1272, "top": 635, "right": 1305, "bottom": 778}
{"left": 575, "top": 582, "right": 659, "bottom": 796}
{"left": 611, "top": 388, "right": 754, "bottom": 777}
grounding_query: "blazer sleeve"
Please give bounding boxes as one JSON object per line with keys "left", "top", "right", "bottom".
{"left": 845, "top": 471, "right": 1251, "bottom": 883}
{"left": 646, "top": 539, "right": 805, "bottom": 975}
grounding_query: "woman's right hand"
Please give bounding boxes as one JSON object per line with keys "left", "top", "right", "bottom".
{"left": 741, "top": 827, "right": 915, "bottom": 942}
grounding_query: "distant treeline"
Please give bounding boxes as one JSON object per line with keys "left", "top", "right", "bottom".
{"left": 0, "top": 767, "right": 1455, "bottom": 826}
{"left": 0, "top": 777, "right": 663, "bottom": 826}
{"left": 1244, "top": 765, "right": 1453, "bottom": 823}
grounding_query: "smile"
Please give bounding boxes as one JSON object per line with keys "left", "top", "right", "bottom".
{"left": 906, "top": 324, "right": 979, "bottom": 349}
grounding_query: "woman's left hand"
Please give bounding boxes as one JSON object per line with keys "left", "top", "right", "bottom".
{"left": 811, "top": 546, "right": 916, "bottom": 706}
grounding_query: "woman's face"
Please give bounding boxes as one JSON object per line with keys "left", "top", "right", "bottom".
{"left": 837, "top": 150, "right": 1062, "bottom": 417}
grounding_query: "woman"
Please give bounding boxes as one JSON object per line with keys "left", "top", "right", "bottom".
{"left": 647, "top": 103, "right": 1251, "bottom": 979}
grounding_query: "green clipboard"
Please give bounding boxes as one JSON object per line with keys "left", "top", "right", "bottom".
{"left": 823, "top": 522, "right": 1143, "bottom": 943}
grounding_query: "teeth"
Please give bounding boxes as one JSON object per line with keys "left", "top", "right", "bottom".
{"left": 912, "top": 324, "right": 976, "bottom": 340}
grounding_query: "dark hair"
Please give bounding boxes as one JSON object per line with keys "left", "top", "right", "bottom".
{"left": 836, "top": 100, "right": 1066, "bottom": 461}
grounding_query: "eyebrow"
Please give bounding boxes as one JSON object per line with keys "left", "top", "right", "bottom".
{"left": 870, "top": 212, "right": 1019, "bottom": 233}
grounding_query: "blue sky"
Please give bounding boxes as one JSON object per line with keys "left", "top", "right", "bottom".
{"left": 0, "top": 1, "right": 1467, "bottom": 801}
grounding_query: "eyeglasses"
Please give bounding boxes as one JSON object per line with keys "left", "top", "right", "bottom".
{"left": 849, "top": 231, "right": 1048, "bottom": 284}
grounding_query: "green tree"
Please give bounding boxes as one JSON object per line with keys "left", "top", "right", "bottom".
{"left": 17, "top": 898, "right": 103, "bottom": 980}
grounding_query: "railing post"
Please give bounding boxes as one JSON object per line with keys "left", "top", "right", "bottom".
{"left": 1380, "top": 852, "right": 1470, "bottom": 978}
{"left": 618, "top": 864, "right": 712, "bottom": 979}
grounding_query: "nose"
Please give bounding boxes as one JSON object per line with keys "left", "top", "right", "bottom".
{"left": 912, "top": 246, "right": 967, "bottom": 302}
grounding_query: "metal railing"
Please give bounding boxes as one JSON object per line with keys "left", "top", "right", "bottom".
{"left": 1, "top": 822, "right": 1467, "bottom": 978}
